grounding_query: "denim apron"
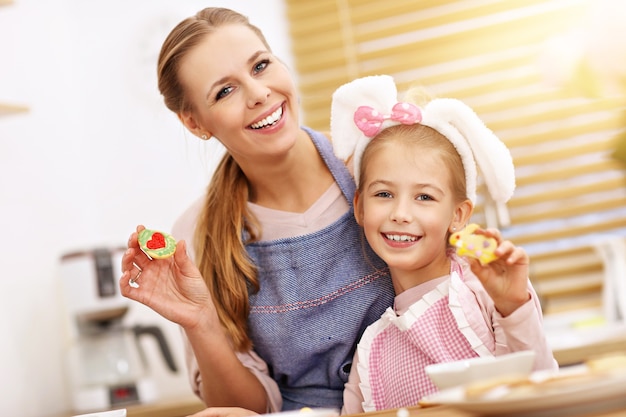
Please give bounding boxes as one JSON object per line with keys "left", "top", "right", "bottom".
{"left": 245, "top": 127, "right": 394, "bottom": 410}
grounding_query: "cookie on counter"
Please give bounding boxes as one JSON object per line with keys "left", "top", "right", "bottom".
{"left": 138, "top": 228, "right": 177, "bottom": 259}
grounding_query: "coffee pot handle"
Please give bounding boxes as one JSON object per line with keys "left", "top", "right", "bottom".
{"left": 133, "top": 325, "right": 179, "bottom": 372}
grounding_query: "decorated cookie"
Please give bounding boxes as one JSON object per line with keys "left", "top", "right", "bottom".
{"left": 138, "top": 229, "right": 177, "bottom": 259}
{"left": 449, "top": 223, "right": 497, "bottom": 265}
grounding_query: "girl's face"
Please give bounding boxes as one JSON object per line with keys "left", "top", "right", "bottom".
{"left": 355, "top": 140, "right": 469, "bottom": 288}
{"left": 177, "top": 24, "right": 301, "bottom": 167}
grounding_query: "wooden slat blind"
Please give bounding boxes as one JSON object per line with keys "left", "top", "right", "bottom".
{"left": 285, "top": 0, "right": 626, "bottom": 315}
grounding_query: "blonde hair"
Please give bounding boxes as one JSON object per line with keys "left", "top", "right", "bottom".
{"left": 157, "top": 8, "right": 269, "bottom": 351}
{"left": 358, "top": 123, "right": 467, "bottom": 204}
{"left": 357, "top": 86, "right": 468, "bottom": 205}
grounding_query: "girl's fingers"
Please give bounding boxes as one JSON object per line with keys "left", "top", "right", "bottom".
{"left": 506, "top": 247, "right": 529, "bottom": 265}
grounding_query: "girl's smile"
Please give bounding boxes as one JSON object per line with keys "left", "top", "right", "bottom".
{"left": 382, "top": 232, "right": 421, "bottom": 247}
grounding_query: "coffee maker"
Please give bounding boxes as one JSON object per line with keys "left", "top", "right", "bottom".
{"left": 59, "top": 247, "right": 179, "bottom": 413}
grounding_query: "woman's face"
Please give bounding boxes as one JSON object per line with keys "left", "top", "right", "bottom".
{"left": 177, "top": 24, "right": 300, "bottom": 166}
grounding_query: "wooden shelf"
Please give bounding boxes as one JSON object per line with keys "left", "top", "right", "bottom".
{"left": 0, "top": 103, "right": 29, "bottom": 116}
{"left": 0, "top": 2, "right": 27, "bottom": 116}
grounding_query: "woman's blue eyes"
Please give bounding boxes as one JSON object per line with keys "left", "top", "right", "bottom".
{"left": 254, "top": 59, "right": 269, "bottom": 73}
{"left": 216, "top": 86, "right": 234, "bottom": 100}
{"left": 214, "top": 59, "right": 271, "bottom": 101}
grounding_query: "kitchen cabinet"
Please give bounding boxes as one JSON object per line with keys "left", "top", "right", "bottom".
{"left": 1, "top": 0, "right": 29, "bottom": 116}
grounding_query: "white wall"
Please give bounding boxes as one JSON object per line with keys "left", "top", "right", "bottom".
{"left": 0, "top": 1, "right": 293, "bottom": 416}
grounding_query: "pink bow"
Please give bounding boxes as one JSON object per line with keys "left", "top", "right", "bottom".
{"left": 354, "top": 102, "right": 422, "bottom": 137}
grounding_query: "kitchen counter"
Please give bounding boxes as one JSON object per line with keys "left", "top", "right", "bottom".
{"left": 125, "top": 396, "right": 205, "bottom": 417}
{"left": 553, "top": 334, "right": 626, "bottom": 366}
{"left": 56, "top": 396, "right": 206, "bottom": 417}
{"left": 547, "top": 321, "right": 626, "bottom": 366}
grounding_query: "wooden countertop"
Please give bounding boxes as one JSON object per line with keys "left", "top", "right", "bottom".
{"left": 553, "top": 335, "right": 626, "bottom": 366}
{"left": 57, "top": 394, "right": 626, "bottom": 417}
{"left": 55, "top": 396, "right": 206, "bottom": 417}
{"left": 124, "top": 396, "right": 205, "bottom": 417}
{"left": 350, "top": 403, "right": 626, "bottom": 417}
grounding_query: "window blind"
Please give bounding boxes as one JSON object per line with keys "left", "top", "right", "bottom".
{"left": 285, "top": 0, "right": 626, "bottom": 315}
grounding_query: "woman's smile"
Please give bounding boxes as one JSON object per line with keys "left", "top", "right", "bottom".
{"left": 249, "top": 103, "right": 284, "bottom": 130}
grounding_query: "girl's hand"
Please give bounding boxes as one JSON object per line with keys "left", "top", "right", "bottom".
{"left": 466, "top": 227, "right": 530, "bottom": 317}
{"left": 119, "top": 225, "right": 218, "bottom": 331}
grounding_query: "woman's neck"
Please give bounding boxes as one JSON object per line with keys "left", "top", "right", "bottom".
{"left": 244, "top": 131, "right": 335, "bottom": 213}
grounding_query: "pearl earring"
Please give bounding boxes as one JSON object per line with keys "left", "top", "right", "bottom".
{"left": 201, "top": 134, "right": 208, "bottom": 140}
{"left": 451, "top": 226, "right": 456, "bottom": 232}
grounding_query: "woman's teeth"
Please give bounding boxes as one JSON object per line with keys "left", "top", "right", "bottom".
{"left": 385, "top": 234, "right": 417, "bottom": 242}
{"left": 250, "top": 106, "right": 283, "bottom": 129}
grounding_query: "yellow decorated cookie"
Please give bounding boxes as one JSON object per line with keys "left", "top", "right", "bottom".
{"left": 138, "top": 229, "right": 177, "bottom": 259}
{"left": 449, "top": 223, "right": 497, "bottom": 265}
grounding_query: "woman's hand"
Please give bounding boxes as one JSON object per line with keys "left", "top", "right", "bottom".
{"left": 466, "top": 227, "right": 531, "bottom": 317}
{"left": 119, "top": 225, "right": 217, "bottom": 330}
{"left": 187, "top": 407, "right": 259, "bottom": 417}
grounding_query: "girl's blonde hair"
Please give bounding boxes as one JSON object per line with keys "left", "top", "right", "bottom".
{"left": 157, "top": 8, "right": 269, "bottom": 351}
{"left": 357, "top": 86, "right": 468, "bottom": 205}
{"left": 358, "top": 123, "right": 468, "bottom": 205}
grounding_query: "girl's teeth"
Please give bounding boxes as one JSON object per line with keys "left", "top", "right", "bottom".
{"left": 385, "top": 234, "right": 417, "bottom": 242}
{"left": 251, "top": 107, "right": 283, "bottom": 129}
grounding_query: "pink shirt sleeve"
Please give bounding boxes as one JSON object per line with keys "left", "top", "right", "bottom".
{"left": 465, "top": 277, "right": 559, "bottom": 371}
{"left": 341, "top": 351, "right": 364, "bottom": 415}
{"left": 182, "top": 329, "right": 283, "bottom": 412}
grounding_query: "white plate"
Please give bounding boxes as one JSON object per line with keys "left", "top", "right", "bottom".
{"left": 420, "top": 369, "right": 626, "bottom": 417}
{"left": 425, "top": 350, "right": 535, "bottom": 390}
{"left": 264, "top": 408, "right": 339, "bottom": 417}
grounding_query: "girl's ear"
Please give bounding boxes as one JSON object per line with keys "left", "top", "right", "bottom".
{"left": 178, "top": 111, "right": 212, "bottom": 139}
{"left": 450, "top": 199, "right": 473, "bottom": 232}
{"left": 353, "top": 191, "right": 364, "bottom": 226}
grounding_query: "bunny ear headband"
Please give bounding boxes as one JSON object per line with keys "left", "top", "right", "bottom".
{"left": 330, "top": 75, "right": 516, "bottom": 224}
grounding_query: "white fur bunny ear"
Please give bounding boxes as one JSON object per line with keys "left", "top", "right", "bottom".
{"left": 422, "top": 98, "right": 515, "bottom": 225}
{"left": 330, "top": 75, "right": 400, "bottom": 184}
{"left": 421, "top": 98, "right": 516, "bottom": 224}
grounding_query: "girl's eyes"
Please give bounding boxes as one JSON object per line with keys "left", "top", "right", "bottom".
{"left": 416, "top": 194, "right": 433, "bottom": 201}
{"left": 372, "top": 192, "right": 434, "bottom": 201}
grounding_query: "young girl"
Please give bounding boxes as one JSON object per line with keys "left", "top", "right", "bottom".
{"left": 330, "top": 75, "right": 558, "bottom": 413}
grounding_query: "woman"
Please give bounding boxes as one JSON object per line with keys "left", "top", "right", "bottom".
{"left": 119, "top": 7, "right": 394, "bottom": 414}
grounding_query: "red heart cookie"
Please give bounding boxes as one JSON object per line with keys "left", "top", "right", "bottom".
{"left": 146, "top": 232, "right": 166, "bottom": 249}
{"left": 138, "top": 228, "right": 176, "bottom": 259}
